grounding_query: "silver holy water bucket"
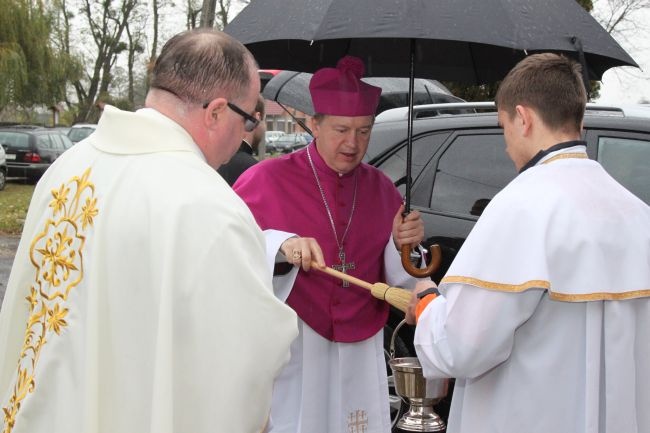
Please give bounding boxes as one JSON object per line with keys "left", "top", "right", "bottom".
{"left": 389, "top": 320, "right": 449, "bottom": 432}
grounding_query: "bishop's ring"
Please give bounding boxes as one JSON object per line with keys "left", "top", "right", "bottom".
{"left": 292, "top": 250, "right": 302, "bottom": 260}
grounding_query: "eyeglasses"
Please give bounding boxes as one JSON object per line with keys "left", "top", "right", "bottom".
{"left": 202, "top": 100, "right": 260, "bottom": 132}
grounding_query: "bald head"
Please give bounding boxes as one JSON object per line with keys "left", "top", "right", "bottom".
{"left": 150, "top": 28, "right": 257, "bottom": 106}
{"left": 145, "top": 29, "right": 261, "bottom": 170}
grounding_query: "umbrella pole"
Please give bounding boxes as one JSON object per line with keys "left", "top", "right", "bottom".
{"left": 276, "top": 101, "right": 313, "bottom": 135}
{"left": 400, "top": 39, "right": 441, "bottom": 279}
{"left": 405, "top": 38, "right": 415, "bottom": 214}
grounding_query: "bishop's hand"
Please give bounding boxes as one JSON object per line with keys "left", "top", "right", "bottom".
{"left": 280, "top": 236, "right": 326, "bottom": 272}
{"left": 392, "top": 204, "right": 425, "bottom": 250}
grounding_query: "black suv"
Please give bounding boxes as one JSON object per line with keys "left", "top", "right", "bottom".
{"left": 0, "top": 127, "right": 74, "bottom": 182}
{"left": 369, "top": 102, "right": 650, "bottom": 280}
{"left": 370, "top": 102, "right": 650, "bottom": 430}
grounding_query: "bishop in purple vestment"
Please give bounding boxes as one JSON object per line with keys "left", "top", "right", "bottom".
{"left": 233, "top": 56, "right": 425, "bottom": 433}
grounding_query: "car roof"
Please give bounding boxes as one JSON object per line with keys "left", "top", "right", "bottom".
{"left": 0, "top": 126, "right": 71, "bottom": 132}
{"left": 367, "top": 102, "right": 650, "bottom": 163}
{"left": 374, "top": 102, "right": 650, "bottom": 128}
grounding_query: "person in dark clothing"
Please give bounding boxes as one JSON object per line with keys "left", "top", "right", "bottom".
{"left": 218, "top": 94, "right": 266, "bottom": 185}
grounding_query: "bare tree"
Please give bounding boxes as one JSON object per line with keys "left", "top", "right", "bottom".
{"left": 592, "top": 0, "right": 650, "bottom": 35}
{"left": 200, "top": 0, "right": 216, "bottom": 27}
{"left": 591, "top": 0, "right": 650, "bottom": 102}
{"left": 51, "top": 0, "right": 84, "bottom": 111}
{"left": 187, "top": 0, "right": 202, "bottom": 29}
{"left": 150, "top": 0, "right": 160, "bottom": 62}
{"left": 125, "top": 15, "right": 146, "bottom": 106}
{"left": 215, "top": 0, "right": 231, "bottom": 29}
{"left": 197, "top": 0, "right": 249, "bottom": 30}
{"left": 70, "top": 0, "right": 140, "bottom": 122}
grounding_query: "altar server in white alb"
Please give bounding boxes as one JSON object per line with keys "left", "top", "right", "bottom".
{"left": 407, "top": 53, "right": 650, "bottom": 433}
{"left": 0, "top": 29, "right": 297, "bottom": 433}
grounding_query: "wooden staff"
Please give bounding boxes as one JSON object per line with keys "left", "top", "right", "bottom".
{"left": 311, "top": 261, "right": 412, "bottom": 313}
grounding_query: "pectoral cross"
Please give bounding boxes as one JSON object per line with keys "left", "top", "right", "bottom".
{"left": 332, "top": 249, "right": 355, "bottom": 287}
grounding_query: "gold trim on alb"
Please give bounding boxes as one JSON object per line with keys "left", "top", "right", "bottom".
{"left": 441, "top": 276, "right": 550, "bottom": 292}
{"left": 550, "top": 289, "right": 650, "bottom": 302}
{"left": 442, "top": 276, "right": 650, "bottom": 302}
{"left": 541, "top": 152, "right": 588, "bottom": 164}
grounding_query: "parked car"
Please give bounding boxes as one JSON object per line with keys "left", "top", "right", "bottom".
{"left": 0, "top": 143, "right": 7, "bottom": 190}
{"left": 0, "top": 127, "right": 74, "bottom": 182}
{"left": 53, "top": 126, "right": 71, "bottom": 135}
{"left": 367, "top": 102, "right": 650, "bottom": 430}
{"left": 297, "top": 131, "right": 313, "bottom": 143}
{"left": 67, "top": 123, "right": 97, "bottom": 143}
{"left": 272, "top": 133, "right": 311, "bottom": 153}
{"left": 265, "top": 130, "right": 285, "bottom": 143}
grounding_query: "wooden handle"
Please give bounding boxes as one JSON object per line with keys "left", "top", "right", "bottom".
{"left": 313, "top": 263, "right": 374, "bottom": 290}
{"left": 311, "top": 262, "right": 412, "bottom": 313}
{"left": 400, "top": 243, "right": 442, "bottom": 278}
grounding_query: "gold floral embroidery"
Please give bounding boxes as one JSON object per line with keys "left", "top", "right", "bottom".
{"left": 46, "top": 304, "right": 69, "bottom": 335}
{"left": 2, "top": 168, "right": 98, "bottom": 433}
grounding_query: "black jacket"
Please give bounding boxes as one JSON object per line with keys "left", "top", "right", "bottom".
{"left": 217, "top": 141, "right": 258, "bottom": 186}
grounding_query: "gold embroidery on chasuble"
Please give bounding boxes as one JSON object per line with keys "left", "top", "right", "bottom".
{"left": 2, "top": 168, "right": 98, "bottom": 433}
{"left": 347, "top": 409, "right": 368, "bottom": 433}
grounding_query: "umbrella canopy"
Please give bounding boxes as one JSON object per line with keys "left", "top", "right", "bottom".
{"left": 263, "top": 71, "right": 464, "bottom": 116}
{"left": 226, "top": 0, "right": 636, "bottom": 83}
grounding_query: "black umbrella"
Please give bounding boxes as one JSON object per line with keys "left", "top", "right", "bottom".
{"left": 226, "top": 0, "right": 636, "bottom": 82}
{"left": 225, "top": 0, "right": 636, "bottom": 276}
{"left": 263, "top": 71, "right": 464, "bottom": 121}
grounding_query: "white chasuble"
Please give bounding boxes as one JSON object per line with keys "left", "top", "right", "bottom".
{"left": 415, "top": 146, "right": 650, "bottom": 433}
{"left": 0, "top": 105, "right": 298, "bottom": 433}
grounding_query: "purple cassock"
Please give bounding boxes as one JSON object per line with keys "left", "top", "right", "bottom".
{"left": 234, "top": 142, "right": 402, "bottom": 342}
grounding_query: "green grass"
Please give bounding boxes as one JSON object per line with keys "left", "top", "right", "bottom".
{"left": 0, "top": 183, "right": 35, "bottom": 234}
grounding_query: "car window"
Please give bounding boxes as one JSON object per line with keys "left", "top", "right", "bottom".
{"left": 36, "top": 135, "right": 52, "bottom": 150}
{"left": 376, "top": 131, "right": 449, "bottom": 191}
{"left": 60, "top": 134, "right": 74, "bottom": 149}
{"left": 68, "top": 127, "right": 95, "bottom": 142}
{"left": 430, "top": 133, "right": 516, "bottom": 217}
{"left": 0, "top": 132, "right": 30, "bottom": 149}
{"left": 49, "top": 134, "right": 65, "bottom": 150}
{"left": 597, "top": 136, "right": 650, "bottom": 204}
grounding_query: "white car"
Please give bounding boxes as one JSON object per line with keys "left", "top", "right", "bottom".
{"left": 264, "top": 130, "right": 285, "bottom": 143}
{"left": 67, "top": 123, "right": 98, "bottom": 143}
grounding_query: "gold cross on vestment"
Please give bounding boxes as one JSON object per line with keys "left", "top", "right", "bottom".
{"left": 347, "top": 409, "right": 368, "bottom": 433}
{"left": 332, "top": 249, "right": 355, "bottom": 287}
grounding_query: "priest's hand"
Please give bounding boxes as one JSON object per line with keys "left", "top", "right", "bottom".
{"left": 392, "top": 204, "right": 425, "bottom": 250}
{"left": 280, "top": 236, "right": 325, "bottom": 271}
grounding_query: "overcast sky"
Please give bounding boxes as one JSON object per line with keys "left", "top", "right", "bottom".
{"left": 593, "top": 5, "right": 650, "bottom": 104}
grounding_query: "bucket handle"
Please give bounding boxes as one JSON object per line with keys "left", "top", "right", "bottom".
{"left": 389, "top": 319, "right": 409, "bottom": 359}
